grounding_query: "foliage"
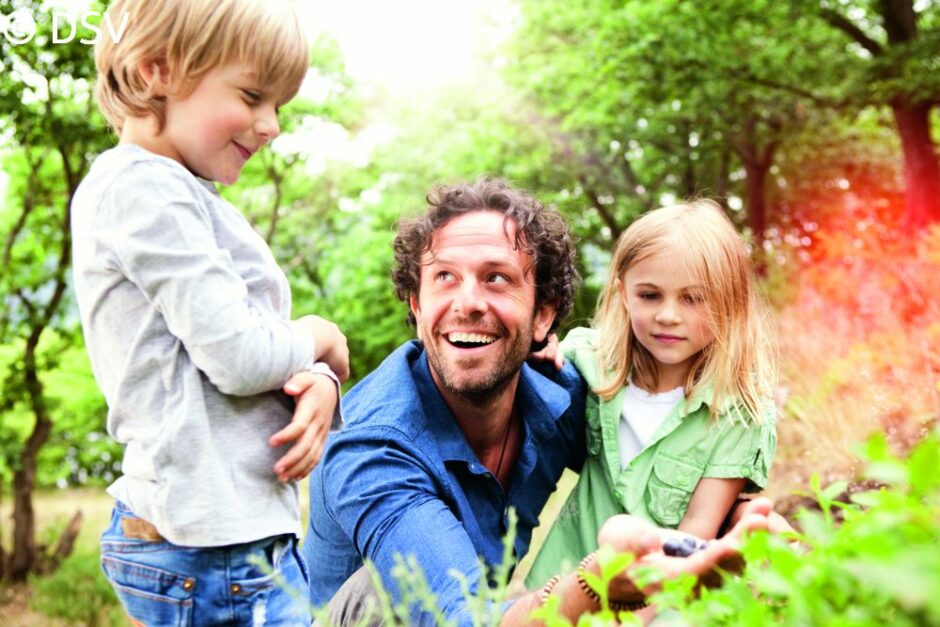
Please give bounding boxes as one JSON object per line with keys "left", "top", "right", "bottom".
{"left": 0, "top": 10, "right": 113, "bottom": 488}
{"left": 309, "top": 430, "right": 940, "bottom": 626}
{"left": 506, "top": 0, "right": 940, "bottom": 236}
{"left": 643, "top": 431, "right": 940, "bottom": 626}
{"left": 29, "top": 549, "right": 123, "bottom": 626}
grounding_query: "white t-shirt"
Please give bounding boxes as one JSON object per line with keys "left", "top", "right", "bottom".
{"left": 619, "top": 381, "right": 685, "bottom": 470}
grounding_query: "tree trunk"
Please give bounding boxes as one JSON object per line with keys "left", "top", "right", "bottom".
{"left": 715, "top": 146, "right": 730, "bottom": 200}
{"left": 0, "top": 488, "right": 6, "bottom": 579}
{"left": 732, "top": 115, "right": 777, "bottom": 247}
{"left": 742, "top": 159, "right": 768, "bottom": 243}
{"left": 7, "top": 147, "right": 75, "bottom": 582}
{"left": 9, "top": 339, "right": 54, "bottom": 581}
{"left": 37, "top": 510, "right": 83, "bottom": 575}
{"left": 891, "top": 99, "right": 940, "bottom": 232}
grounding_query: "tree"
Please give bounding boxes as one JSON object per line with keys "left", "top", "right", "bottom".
{"left": 816, "top": 0, "right": 940, "bottom": 231}
{"left": 0, "top": 1, "right": 112, "bottom": 579}
{"left": 507, "top": 0, "right": 940, "bottom": 243}
{"left": 506, "top": 0, "right": 850, "bottom": 244}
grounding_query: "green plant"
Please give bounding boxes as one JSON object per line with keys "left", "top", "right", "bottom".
{"left": 646, "top": 431, "right": 940, "bottom": 626}
{"left": 29, "top": 549, "right": 122, "bottom": 626}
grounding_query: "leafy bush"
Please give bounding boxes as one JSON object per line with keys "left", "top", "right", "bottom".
{"left": 597, "top": 431, "right": 940, "bottom": 626}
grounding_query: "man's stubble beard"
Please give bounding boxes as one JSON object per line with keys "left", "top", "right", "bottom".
{"left": 426, "top": 319, "right": 535, "bottom": 406}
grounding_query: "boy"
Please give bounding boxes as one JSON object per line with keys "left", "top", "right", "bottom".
{"left": 71, "top": 0, "right": 345, "bottom": 623}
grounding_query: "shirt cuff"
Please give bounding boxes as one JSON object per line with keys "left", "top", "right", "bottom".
{"left": 307, "top": 362, "right": 344, "bottom": 431}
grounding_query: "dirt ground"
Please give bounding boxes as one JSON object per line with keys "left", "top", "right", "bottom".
{"left": 0, "top": 583, "right": 71, "bottom": 627}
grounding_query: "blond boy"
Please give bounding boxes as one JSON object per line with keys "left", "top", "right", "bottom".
{"left": 71, "top": 1, "right": 345, "bottom": 623}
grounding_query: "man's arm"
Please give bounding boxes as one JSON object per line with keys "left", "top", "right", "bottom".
{"left": 320, "top": 430, "right": 491, "bottom": 624}
{"left": 501, "top": 498, "right": 777, "bottom": 625}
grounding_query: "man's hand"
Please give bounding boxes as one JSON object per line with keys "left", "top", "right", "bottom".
{"left": 300, "top": 315, "right": 350, "bottom": 382}
{"left": 270, "top": 371, "right": 338, "bottom": 482}
{"left": 596, "top": 501, "right": 774, "bottom": 602}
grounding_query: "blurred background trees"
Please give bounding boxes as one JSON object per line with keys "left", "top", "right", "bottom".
{"left": 1, "top": 0, "right": 937, "bottom": 601}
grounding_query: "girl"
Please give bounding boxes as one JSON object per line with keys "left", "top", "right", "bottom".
{"left": 526, "top": 199, "right": 777, "bottom": 586}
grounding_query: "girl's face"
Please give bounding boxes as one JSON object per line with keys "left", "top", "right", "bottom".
{"left": 618, "top": 253, "right": 715, "bottom": 392}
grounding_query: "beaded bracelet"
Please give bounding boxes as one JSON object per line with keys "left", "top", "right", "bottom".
{"left": 575, "top": 551, "right": 649, "bottom": 612}
{"left": 538, "top": 574, "right": 562, "bottom": 606}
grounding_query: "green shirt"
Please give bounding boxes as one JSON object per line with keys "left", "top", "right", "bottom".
{"left": 525, "top": 327, "right": 776, "bottom": 587}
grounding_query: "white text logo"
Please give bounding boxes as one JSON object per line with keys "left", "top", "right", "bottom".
{"left": 1, "top": 9, "right": 129, "bottom": 46}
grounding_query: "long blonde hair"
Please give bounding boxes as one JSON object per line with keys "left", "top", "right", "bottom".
{"left": 594, "top": 200, "right": 775, "bottom": 422}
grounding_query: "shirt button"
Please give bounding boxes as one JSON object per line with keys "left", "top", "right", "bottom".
{"left": 230, "top": 583, "right": 242, "bottom": 594}
{"left": 182, "top": 579, "right": 195, "bottom": 591}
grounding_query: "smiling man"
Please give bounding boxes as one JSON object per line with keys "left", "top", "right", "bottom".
{"left": 302, "top": 179, "right": 775, "bottom": 626}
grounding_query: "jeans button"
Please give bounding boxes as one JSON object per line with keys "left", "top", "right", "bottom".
{"left": 182, "top": 578, "right": 195, "bottom": 591}
{"left": 230, "top": 583, "right": 242, "bottom": 594}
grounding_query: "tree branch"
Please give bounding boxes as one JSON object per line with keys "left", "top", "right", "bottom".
{"left": 578, "top": 178, "right": 623, "bottom": 240}
{"left": 819, "top": 8, "right": 884, "bottom": 56}
{"left": 1, "top": 155, "right": 41, "bottom": 277}
{"left": 727, "top": 67, "right": 838, "bottom": 106}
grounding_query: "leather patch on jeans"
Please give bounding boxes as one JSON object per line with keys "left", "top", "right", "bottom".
{"left": 121, "top": 517, "right": 165, "bottom": 542}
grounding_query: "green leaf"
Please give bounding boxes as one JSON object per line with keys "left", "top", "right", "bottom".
{"left": 908, "top": 438, "right": 940, "bottom": 497}
{"left": 822, "top": 480, "right": 849, "bottom": 502}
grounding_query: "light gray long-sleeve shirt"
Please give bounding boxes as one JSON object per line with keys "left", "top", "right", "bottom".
{"left": 71, "top": 144, "right": 338, "bottom": 546}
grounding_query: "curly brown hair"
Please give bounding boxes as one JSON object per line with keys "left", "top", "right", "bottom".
{"left": 392, "top": 178, "right": 579, "bottom": 334}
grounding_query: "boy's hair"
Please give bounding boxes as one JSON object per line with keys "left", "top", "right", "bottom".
{"left": 95, "top": 0, "right": 309, "bottom": 134}
{"left": 593, "top": 199, "right": 775, "bottom": 422}
{"left": 392, "top": 177, "right": 579, "bottom": 337}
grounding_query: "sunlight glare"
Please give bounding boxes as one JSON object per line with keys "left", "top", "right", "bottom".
{"left": 298, "top": 0, "right": 512, "bottom": 93}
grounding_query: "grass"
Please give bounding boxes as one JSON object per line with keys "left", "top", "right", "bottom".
{"left": 0, "top": 488, "right": 119, "bottom": 626}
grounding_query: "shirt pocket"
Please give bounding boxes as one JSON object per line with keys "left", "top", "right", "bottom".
{"left": 646, "top": 452, "right": 704, "bottom": 528}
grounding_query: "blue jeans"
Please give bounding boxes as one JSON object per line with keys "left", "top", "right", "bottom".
{"left": 100, "top": 500, "right": 311, "bottom": 626}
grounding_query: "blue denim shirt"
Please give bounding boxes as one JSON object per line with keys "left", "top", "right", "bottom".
{"left": 303, "top": 340, "right": 586, "bottom": 625}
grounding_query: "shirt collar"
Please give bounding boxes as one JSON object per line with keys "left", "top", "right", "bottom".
{"left": 680, "top": 379, "right": 740, "bottom": 417}
{"left": 409, "top": 344, "right": 573, "bottom": 462}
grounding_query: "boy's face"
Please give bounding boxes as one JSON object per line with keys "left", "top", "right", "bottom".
{"left": 157, "top": 62, "right": 284, "bottom": 185}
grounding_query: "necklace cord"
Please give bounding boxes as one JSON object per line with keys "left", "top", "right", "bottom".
{"left": 494, "top": 416, "right": 512, "bottom": 479}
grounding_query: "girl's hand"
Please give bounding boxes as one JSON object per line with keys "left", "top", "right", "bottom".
{"left": 529, "top": 333, "right": 564, "bottom": 370}
{"left": 269, "top": 371, "right": 338, "bottom": 481}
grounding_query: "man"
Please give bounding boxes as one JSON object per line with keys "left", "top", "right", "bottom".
{"left": 302, "top": 178, "right": 773, "bottom": 625}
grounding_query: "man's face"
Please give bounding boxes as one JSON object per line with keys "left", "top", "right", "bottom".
{"left": 410, "top": 210, "right": 556, "bottom": 404}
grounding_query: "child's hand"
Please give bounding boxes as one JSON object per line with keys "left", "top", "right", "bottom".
{"left": 529, "top": 333, "right": 564, "bottom": 370}
{"left": 301, "top": 315, "right": 350, "bottom": 382}
{"left": 269, "top": 371, "right": 338, "bottom": 482}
